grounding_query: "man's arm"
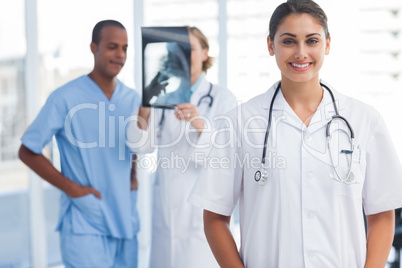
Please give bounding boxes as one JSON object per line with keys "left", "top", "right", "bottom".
{"left": 137, "top": 107, "right": 151, "bottom": 130}
{"left": 204, "top": 210, "right": 244, "bottom": 268}
{"left": 18, "top": 144, "right": 101, "bottom": 199}
{"left": 130, "top": 154, "right": 138, "bottom": 190}
{"left": 364, "top": 210, "right": 395, "bottom": 268}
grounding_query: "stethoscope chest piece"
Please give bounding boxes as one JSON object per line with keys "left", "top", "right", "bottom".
{"left": 254, "top": 171, "right": 261, "bottom": 182}
{"left": 255, "top": 168, "right": 268, "bottom": 186}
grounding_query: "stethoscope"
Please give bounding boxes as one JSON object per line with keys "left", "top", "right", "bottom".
{"left": 157, "top": 83, "right": 214, "bottom": 137}
{"left": 197, "top": 82, "right": 214, "bottom": 107}
{"left": 254, "top": 81, "right": 355, "bottom": 186}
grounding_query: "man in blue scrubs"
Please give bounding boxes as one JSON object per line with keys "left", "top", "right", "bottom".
{"left": 19, "top": 20, "right": 140, "bottom": 267}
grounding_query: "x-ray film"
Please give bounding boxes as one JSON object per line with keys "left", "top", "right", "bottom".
{"left": 142, "top": 26, "right": 191, "bottom": 109}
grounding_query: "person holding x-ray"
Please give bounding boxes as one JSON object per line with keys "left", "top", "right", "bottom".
{"left": 189, "top": 1, "right": 402, "bottom": 267}
{"left": 131, "top": 26, "right": 237, "bottom": 268}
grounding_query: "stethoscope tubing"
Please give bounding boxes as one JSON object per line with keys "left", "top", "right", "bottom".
{"left": 197, "top": 83, "right": 213, "bottom": 107}
{"left": 262, "top": 83, "right": 281, "bottom": 163}
{"left": 261, "top": 81, "right": 355, "bottom": 163}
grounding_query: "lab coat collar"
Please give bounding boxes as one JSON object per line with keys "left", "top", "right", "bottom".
{"left": 262, "top": 80, "right": 345, "bottom": 111}
{"left": 190, "top": 76, "right": 210, "bottom": 105}
{"left": 191, "top": 73, "right": 205, "bottom": 93}
{"left": 308, "top": 85, "right": 347, "bottom": 133}
{"left": 319, "top": 79, "right": 346, "bottom": 114}
{"left": 262, "top": 80, "right": 346, "bottom": 132}
{"left": 262, "top": 81, "right": 281, "bottom": 110}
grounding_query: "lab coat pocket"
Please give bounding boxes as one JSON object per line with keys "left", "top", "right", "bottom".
{"left": 71, "top": 194, "right": 105, "bottom": 229}
{"left": 335, "top": 148, "right": 366, "bottom": 199}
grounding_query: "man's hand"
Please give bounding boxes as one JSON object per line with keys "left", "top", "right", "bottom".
{"left": 131, "top": 154, "right": 138, "bottom": 191}
{"left": 67, "top": 184, "right": 102, "bottom": 199}
{"left": 18, "top": 144, "right": 102, "bottom": 200}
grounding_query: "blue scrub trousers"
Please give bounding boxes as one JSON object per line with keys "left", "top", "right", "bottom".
{"left": 60, "top": 213, "right": 138, "bottom": 268}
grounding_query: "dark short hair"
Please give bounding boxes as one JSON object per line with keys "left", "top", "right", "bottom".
{"left": 92, "top": 20, "right": 126, "bottom": 44}
{"left": 269, "top": 0, "right": 329, "bottom": 41}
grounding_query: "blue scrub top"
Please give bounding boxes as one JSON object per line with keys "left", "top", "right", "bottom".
{"left": 21, "top": 75, "right": 141, "bottom": 239}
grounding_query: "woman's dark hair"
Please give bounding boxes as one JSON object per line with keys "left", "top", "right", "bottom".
{"left": 269, "top": 0, "right": 329, "bottom": 41}
{"left": 92, "top": 20, "right": 126, "bottom": 45}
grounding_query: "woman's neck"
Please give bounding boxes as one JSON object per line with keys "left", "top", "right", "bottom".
{"left": 280, "top": 77, "right": 323, "bottom": 126}
{"left": 191, "top": 71, "right": 204, "bottom": 85}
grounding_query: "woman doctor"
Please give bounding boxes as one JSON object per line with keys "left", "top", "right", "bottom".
{"left": 189, "top": 1, "right": 402, "bottom": 267}
{"left": 136, "top": 26, "right": 237, "bottom": 268}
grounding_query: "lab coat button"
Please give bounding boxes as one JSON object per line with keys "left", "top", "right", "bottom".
{"left": 307, "top": 211, "right": 315, "bottom": 219}
{"left": 307, "top": 172, "right": 314, "bottom": 180}
{"left": 307, "top": 251, "right": 315, "bottom": 259}
{"left": 305, "top": 136, "right": 313, "bottom": 142}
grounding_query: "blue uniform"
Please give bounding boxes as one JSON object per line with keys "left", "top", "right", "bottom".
{"left": 21, "top": 75, "right": 140, "bottom": 267}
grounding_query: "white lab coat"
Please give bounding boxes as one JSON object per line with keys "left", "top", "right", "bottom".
{"left": 189, "top": 81, "right": 402, "bottom": 268}
{"left": 129, "top": 77, "right": 237, "bottom": 268}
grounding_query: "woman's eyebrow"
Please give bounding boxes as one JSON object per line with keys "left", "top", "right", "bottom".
{"left": 279, "top": 33, "right": 321, "bottom": 38}
{"left": 280, "top": 33, "right": 296, "bottom": 37}
{"left": 306, "top": 33, "right": 321, "bottom": 37}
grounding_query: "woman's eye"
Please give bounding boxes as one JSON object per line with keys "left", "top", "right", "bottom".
{"left": 283, "top": 39, "right": 295, "bottom": 45}
{"left": 307, "top": 39, "right": 319, "bottom": 44}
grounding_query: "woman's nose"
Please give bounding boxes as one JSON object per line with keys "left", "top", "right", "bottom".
{"left": 295, "top": 44, "right": 307, "bottom": 59}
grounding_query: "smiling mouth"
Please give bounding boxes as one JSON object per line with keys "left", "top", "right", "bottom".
{"left": 111, "top": 61, "right": 124, "bottom": 67}
{"left": 290, "top": 62, "right": 311, "bottom": 68}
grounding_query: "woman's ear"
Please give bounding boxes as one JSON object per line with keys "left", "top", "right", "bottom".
{"left": 267, "top": 36, "right": 275, "bottom": 56}
{"left": 202, "top": 48, "right": 208, "bottom": 62}
{"left": 325, "top": 35, "right": 331, "bottom": 55}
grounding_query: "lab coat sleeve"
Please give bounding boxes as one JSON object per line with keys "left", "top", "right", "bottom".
{"left": 189, "top": 107, "right": 243, "bottom": 216}
{"left": 362, "top": 114, "right": 402, "bottom": 215}
{"left": 126, "top": 108, "right": 157, "bottom": 154}
{"left": 190, "top": 90, "right": 238, "bottom": 165}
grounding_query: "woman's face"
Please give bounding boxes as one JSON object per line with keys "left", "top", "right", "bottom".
{"left": 189, "top": 32, "right": 208, "bottom": 84}
{"left": 267, "top": 13, "right": 330, "bottom": 84}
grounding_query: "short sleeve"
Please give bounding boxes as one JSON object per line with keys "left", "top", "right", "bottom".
{"left": 188, "top": 109, "right": 243, "bottom": 216}
{"left": 191, "top": 89, "right": 238, "bottom": 164}
{"left": 126, "top": 107, "right": 160, "bottom": 154}
{"left": 363, "top": 115, "right": 402, "bottom": 215}
{"left": 21, "top": 91, "right": 66, "bottom": 154}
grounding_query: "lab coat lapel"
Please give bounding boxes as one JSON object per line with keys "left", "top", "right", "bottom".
{"left": 308, "top": 83, "right": 346, "bottom": 134}
{"left": 261, "top": 82, "right": 296, "bottom": 129}
{"left": 190, "top": 78, "right": 210, "bottom": 114}
{"left": 307, "top": 88, "right": 334, "bottom": 133}
{"left": 270, "top": 89, "right": 303, "bottom": 130}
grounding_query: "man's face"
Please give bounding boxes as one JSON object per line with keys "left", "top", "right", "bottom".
{"left": 91, "top": 25, "right": 128, "bottom": 79}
